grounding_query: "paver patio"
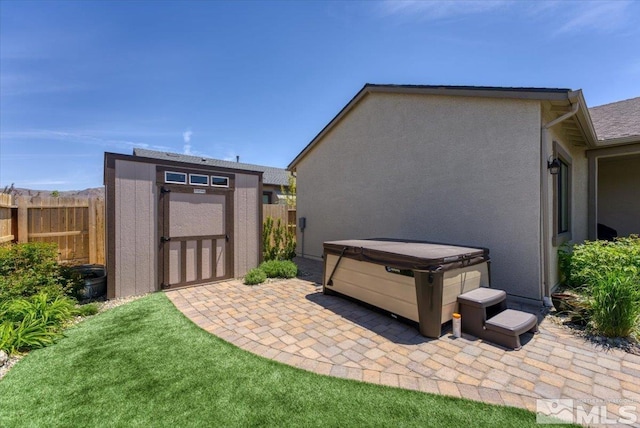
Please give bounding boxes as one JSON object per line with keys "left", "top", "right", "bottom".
{"left": 166, "top": 258, "right": 638, "bottom": 424}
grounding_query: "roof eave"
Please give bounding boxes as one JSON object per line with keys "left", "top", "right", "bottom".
{"left": 367, "top": 84, "right": 571, "bottom": 101}
{"left": 595, "top": 135, "right": 640, "bottom": 147}
{"left": 288, "top": 84, "right": 371, "bottom": 171}
{"left": 568, "top": 90, "right": 599, "bottom": 148}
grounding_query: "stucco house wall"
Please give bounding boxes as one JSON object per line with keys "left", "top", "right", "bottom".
{"left": 598, "top": 155, "right": 640, "bottom": 236}
{"left": 295, "top": 92, "right": 545, "bottom": 301}
{"left": 262, "top": 183, "right": 284, "bottom": 204}
{"left": 586, "top": 98, "right": 640, "bottom": 240}
{"left": 544, "top": 124, "right": 589, "bottom": 290}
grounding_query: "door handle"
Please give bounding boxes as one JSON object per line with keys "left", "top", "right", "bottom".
{"left": 161, "top": 236, "right": 171, "bottom": 243}
{"left": 225, "top": 234, "right": 229, "bottom": 242}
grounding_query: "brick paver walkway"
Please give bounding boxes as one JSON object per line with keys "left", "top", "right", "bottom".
{"left": 166, "top": 258, "right": 639, "bottom": 424}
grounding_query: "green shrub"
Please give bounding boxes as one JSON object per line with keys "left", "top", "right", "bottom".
{"left": 0, "top": 242, "right": 81, "bottom": 302}
{"left": 244, "top": 268, "right": 267, "bottom": 285}
{"left": 73, "top": 302, "right": 99, "bottom": 317}
{"left": 259, "top": 260, "right": 298, "bottom": 279}
{"left": 61, "top": 266, "right": 86, "bottom": 301}
{"left": 559, "top": 235, "right": 640, "bottom": 288}
{"left": 0, "top": 292, "right": 76, "bottom": 354}
{"left": 0, "top": 242, "right": 98, "bottom": 355}
{"left": 559, "top": 235, "right": 640, "bottom": 337}
{"left": 588, "top": 271, "right": 640, "bottom": 338}
{"left": 263, "top": 216, "right": 296, "bottom": 261}
{"left": 0, "top": 318, "right": 56, "bottom": 355}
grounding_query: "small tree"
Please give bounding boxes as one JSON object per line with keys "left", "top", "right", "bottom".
{"left": 280, "top": 175, "right": 296, "bottom": 208}
{"left": 263, "top": 216, "right": 296, "bottom": 261}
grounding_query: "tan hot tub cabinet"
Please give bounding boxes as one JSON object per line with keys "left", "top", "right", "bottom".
{"left": 323, "top": 239, "right": 491, "bottom": 338}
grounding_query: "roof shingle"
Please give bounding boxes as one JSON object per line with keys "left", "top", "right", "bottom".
{"left": 589, "top": 96, "right": 640, "bottom": 142}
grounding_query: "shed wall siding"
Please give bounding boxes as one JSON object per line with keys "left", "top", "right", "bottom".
{"left": 234, "top": 173, "right": 260, "bottom": 276}
{"left": 114, "top": 160, "right": 157, "bottom": 298}
{"left": 296, "top": 93, "right": 543, "bottom": 300}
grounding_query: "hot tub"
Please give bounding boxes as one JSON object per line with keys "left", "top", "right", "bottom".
{"left": 323, "top": 239, "right": 491, "bottom": 338}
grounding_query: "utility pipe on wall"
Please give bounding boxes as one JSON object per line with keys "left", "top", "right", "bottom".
{"left": 540, "top": 101, "right": 580, "bottom": 306}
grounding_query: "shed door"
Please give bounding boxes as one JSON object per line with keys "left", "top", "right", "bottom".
{"left": 159, "top": 188, "right": 233, "bottom": 289}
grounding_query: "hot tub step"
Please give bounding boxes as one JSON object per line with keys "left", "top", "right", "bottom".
{"left": 484, "top": 309, "right": 538, "bottom": 350}
{"left": 457, "top": 288, "right": 538, "bottom": 350}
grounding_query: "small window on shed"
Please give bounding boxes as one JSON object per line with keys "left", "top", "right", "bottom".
{"left": 211, "top": 176, "right": 229, "bottom": 187}
{"left": 165, "top": 171, "right": 187, "bottom": 184}
{"left": 189, "top": 174, "right": 209, "bottom": 186}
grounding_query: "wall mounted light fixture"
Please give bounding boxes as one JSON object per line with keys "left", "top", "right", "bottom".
{"left": 547, "top": 157, "right": 561, "bottom": 175}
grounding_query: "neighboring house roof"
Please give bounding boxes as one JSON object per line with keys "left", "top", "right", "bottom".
{"left": 133, "top": 148, "right": 291, "bottom": 186}
{"left": 589, "top": 97, "right": 640, "bottom": 143}
{"left": 288, "top": 84, "right": 596, "bottom": 170}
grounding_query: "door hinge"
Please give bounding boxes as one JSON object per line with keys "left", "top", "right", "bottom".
{"left": 161, "top": 187, "right": 171, "bottom": 194}
{"left": 161, "top": 236, "right": 171, "bottom": 243}
{"left": 225, "top": 234, "right": 229, "bottom": 242}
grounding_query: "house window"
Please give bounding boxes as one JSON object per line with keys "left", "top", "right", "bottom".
{"left": 262, "top": 192, "right": 272, "bottom": 204}
{"left": 553, "top": 142, "right": 572, "bottom": 246}
{"left": 189, "top": 174, "right": 209, "bottom": 186}
{"left": 557, "top": 160, "right": 569, "bottom": 234}
{"left": 211, "top": 176, "right": 229, "bottom": 187}
{"left": 165, "top": 171, "right": 187, "bottom": 184}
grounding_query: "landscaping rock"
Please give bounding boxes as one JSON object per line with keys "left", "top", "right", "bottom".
{"left": 98, "top": 294, "right": 147, "bottom": 312}
{"left": 552, "top": 311, "right": 640, "bottom": 355}
{"left": 0, "top": 354, "right": 23, "bottom": 380}
{"left": 0, "top": 350, "right": 7, "bottom": 366}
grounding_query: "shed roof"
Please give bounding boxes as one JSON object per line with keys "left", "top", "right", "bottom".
{"left": 589, "top": 97, "right": 640, "bottom": 143}
{"left": 288, "top": 84, "right": 594, "bottom": 170}
{"left": 133, "top": 148, "right": 291, "bottom": 186}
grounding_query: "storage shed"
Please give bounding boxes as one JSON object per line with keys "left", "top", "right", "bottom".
{"left": 104, "top": 151, "right": 262, "bottom": 298}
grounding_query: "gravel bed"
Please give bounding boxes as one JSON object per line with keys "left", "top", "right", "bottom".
{"left": 96, "top": 294, "right": 148, "bottom": 312}
{"left": 550, "top": 311, "right": 640, "bottom": 355}
{"left": 0, "top": 354, "right": 24, "bottom": 380}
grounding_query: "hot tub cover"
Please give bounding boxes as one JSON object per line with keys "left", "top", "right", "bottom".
{"left": 323, "top": 238, "right": 489, "bottom": 272}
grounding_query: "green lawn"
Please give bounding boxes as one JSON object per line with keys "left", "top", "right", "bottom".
{"left": 0, "top": 293, "right": 562, "bottom": 427}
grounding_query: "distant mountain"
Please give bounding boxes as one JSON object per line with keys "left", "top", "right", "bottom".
{"left": 5, "top": 187, "right": 105, "bottom": 199}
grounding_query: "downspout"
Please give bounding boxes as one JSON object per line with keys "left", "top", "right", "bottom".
{"left": 291, "top": 171, "right": 304, "bottom": 258}
{"left": 540, "top": 101, "right": 580, "bottom": 306}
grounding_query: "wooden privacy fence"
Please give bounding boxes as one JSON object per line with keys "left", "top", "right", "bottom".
{"left": 14, "top": 196, "right": 105, "bottom": 265}
{"left": 5, "top": 198, "right": 286, "bottom": 264}
{"left": 0, "top": 193, "right": 13, "bottom": 244}
{"left": 263, "top": 205, "right": 296, "bottom": 236}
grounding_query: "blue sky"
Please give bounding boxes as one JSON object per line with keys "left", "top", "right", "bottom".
{"left": 1, "top": 0, "right": 639, "bottom": 191}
